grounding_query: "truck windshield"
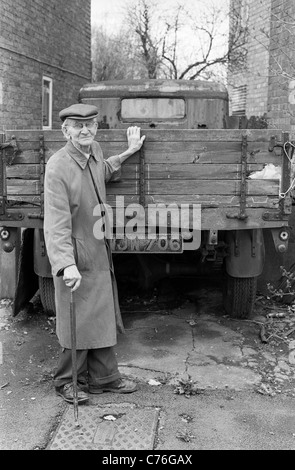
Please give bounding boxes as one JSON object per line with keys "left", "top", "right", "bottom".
{"left": 121, "top": 98, "right": 185, "bottom": 120}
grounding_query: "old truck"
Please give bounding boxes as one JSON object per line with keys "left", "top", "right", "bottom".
{"left": 0, "top": 79, "right": 294, "bottom": 318}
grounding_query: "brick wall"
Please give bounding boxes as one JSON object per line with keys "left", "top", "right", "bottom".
{"left": 228, "top": 0, "right": 272, "bottom": 118}
{"left": 0, "top": 0, "right": 91, "bottom": 130}
{"left": 268, "top": 0, "right": 295, "bottom": 135}
{"left": 245, "top": 0, "right": 271, "bottom": 118}
{"left": 228, "top": 0, "right": 295, "bottom": 136}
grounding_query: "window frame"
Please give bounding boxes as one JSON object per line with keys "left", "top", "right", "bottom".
{"left": 231, "top": 84, "right": 247, "bottom": 117}
{"left": 42, "top": 76, "right": 53, "bottom": 129}
{"left": 120, "top": 97, "right": 186, "bottom": 122}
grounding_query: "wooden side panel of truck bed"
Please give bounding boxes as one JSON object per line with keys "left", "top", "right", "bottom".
{"left": 0, "top": 129, "right": 290, "bottom": 230}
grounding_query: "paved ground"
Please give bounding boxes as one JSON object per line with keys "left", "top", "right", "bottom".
{"left": 1, "top": 280, "right": 295, "bottom": 450}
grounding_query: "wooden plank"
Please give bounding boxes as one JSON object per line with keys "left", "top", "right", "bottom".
{"left": 117, "top": 165, "right": 138, "bottom": 179}
{"left": 139, "top": 195, "right": 279, "bottom": 209}
{"left": 3, "top": 207, "right": 41, "bottom": 217}
{"left": 94, "top": 128, "right": 284, "bottom": 143}
{"left": 106, "top": 195, "right": 141, "bottom": 206}
{"left": 6, "top": 195, "right": 41, "bottom": 207}
{"left": 201, "top": 207, "right": 288, "bottom": 230}
{"left": 106, "top": 194, "right": 279, "bottom": 209}
{"left": 5, "top": 183, "right": 280, "bottom": 207}
{"left": 100, "top": 141, "right": 282, "bottom": 165}
{"left": 107, "top": 162, "right": 269, "bottom": 180}
{"left": 9, "top": 142, "right": 63, "bottom": 163}
{"left": 5, "top": 130, "right": 65, "bottom": 142}
{"left": 145, "top": 179, "right": 280, "bottom": 196}
{"left": 145, "top": 163, "right": 271, "bottom": 180}
{"left": 10, "top": 141, "right": 281, "bottom": 166}
{"left": 5, "top": 130, "right": 283, "bottom": 166}
{"left": 12, "top": 150, "right": 40, "bottom": 164}
{"left": 9, "top": 141, "right": 41, "bottom": 151}
{"left": 6, "top": 164, "right": 40, "bottom": 179}
{"left": 106, "top": 180, "right": 139, "bottom": 195}
{"left": 5, "top": 128, "right": 284, "bottom": 145}
{"left": 94, "top": 206, "right": 285, "bottom": 231}
{"left": 106, "top": 179, "right": 280, "bottom": 196}
{"left": 11, "top": 150, "right": 281, "bottom": 167}
{"left": 7, "top": 180, "right": 40, "bottom": 195}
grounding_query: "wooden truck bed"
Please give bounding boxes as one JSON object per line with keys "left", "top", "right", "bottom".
{"left": 0, "top": 128, "right": 291, "bottom": 230}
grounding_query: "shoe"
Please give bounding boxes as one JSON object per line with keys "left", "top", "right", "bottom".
{"left": 78, "top": 377, "right": 89, "bottom": 392}
{"left": 55, "top": 382, "right": 89, "bottom": 404}
{"left": 89, "top": 378, "right": 137, "bottom": 394}
{"left": 78, "top": 381, "right": 88, "bottom": 393}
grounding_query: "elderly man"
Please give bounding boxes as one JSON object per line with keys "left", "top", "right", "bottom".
{"left": 44, "top": 103, "right": 145, "bottom": 403}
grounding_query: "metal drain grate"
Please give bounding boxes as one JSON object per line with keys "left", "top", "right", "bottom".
{"left": 48, "top": 404, "right": 159, "bottom": 450}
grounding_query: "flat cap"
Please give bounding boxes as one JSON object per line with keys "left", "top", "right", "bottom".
{"left": 59, "top": 103, "right": 99, "bottom": 121}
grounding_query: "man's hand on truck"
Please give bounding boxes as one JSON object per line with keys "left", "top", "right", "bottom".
{"left": 63, "top": 265, "right": 82, "bottom": 291}
{"left": 118, "top": 126, "right": 146, "bottom": 163}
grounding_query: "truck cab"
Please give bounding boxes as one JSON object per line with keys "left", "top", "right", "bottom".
{"left": 79, "top": 79, "right": 229, "bottom": 130}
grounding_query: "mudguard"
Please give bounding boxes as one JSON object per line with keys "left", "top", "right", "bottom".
{"left": 225, "top": 229, "right": 265, "bottom": 278}
{"left": 33, "top": 228, "right": 52, "bottom": 277}
{"left": 13, "top": 228, "right": 38, "bottom": 316}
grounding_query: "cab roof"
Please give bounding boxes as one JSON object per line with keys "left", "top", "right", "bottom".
{"left": 79, "top": 79, "right": 228, "bottom": 100}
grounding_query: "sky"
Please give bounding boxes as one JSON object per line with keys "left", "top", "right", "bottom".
{"left": 91, "top": 0, "right": 125, "bottom": 30}
{"left": 91, "top": 0, "right": 230, "bottom": 30}
{"left": 91, "top": 0, "right": 230, "bottom": 82}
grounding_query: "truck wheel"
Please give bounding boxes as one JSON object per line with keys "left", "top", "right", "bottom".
{"left": 38, "top": 276, "right": 56, "bottom": 316}
{"left": 223, "top": 274, "right": 257, "bottom": 319}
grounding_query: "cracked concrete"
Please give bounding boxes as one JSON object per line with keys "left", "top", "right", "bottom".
{"left": 1, "top": 284, "right": 295, "bottom": 449}
{"left": 113, "top": 284, "right": 295, "bottom": 398}
{"left": 116, "top": 311, "right": 263, "bottom": 390}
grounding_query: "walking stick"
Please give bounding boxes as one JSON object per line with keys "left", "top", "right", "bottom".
{"left": 70, "top": 289, "right": 80, "bottom": 428}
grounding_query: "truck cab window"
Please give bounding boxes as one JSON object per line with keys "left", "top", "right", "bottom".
{"left": 121, "top": 98, "right": 185, "bottom": 121}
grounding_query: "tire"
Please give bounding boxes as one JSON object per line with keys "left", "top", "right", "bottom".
{"left": 38, "top": 276, "right": 56, "bottom": 316}
{"left": 223, "top": 274, "right": 257, "bottom": 319}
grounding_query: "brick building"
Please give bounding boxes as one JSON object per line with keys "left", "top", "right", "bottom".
{"left": 0, "top": 0, "right": 92, "bottom": 130}
{"left": 0, "top": 0, "right": 92, "bottom": 299}
{"left": 228, "top": 0, "right": 295, "bottom": 136}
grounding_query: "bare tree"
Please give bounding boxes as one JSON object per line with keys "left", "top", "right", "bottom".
{"left": 91, "top": 25, "right": 144, "bottom": 81}
{"left": 161, "top": 5, "right": 184, "bottom": 79}
{"left": 231, "top": 1, "right": 295, "bottom": 123}
{"left": 268, "top": 10, "right": 295, "bottom": 81}
{"left": 91, "top": 0, "right": 247, "bottom": 83}
{"left": 158, "top": 2, "right": 245, "bottom": 81}
{"left": 125, "top": 0, "right": 163, "bottom": 78}
{"left": 124, "top": 0, "right": 247, "bottom": 82}
{"left": 229, "top": 1, "right": 295, "bottom": 82}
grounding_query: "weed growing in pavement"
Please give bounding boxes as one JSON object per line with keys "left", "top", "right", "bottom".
{"left": 174, "top": 375, "right": 205, "bottom": 398}
{"left": 176, "top": 429, "right": 196, "bottom": 443}
{"left": 267, "top": 266, "right": 295, "bottom": 301}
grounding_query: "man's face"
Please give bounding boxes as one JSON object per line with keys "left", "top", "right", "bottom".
{"left": 64, "top": 119, "right": 98, "bottom": 149}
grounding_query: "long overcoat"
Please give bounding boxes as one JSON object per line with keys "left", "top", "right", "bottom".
{"left": 44, "top": 139, "right": 124, "bottom": 350}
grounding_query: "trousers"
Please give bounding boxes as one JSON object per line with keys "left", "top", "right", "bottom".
{"left": 53, "top": 346, "right": 121, "bottom": 388}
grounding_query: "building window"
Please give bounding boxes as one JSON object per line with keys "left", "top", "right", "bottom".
{"left": 231, "top": 85, "right": 247, "bottom": 116}
{"left": 42, "top": 76, "right": 53, "bottom": 129}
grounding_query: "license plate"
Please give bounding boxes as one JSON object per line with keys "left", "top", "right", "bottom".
{"left": 110, "top": 236, "right": 183, "bottom": 253}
